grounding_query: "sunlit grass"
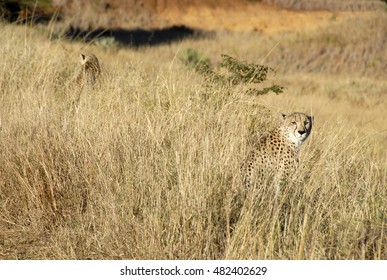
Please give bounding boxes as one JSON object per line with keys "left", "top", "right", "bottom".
{"left": 0, "top": 11, "right": 386, "bottom": 259}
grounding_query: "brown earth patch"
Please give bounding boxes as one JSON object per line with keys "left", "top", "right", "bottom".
{"left": 2, "top": 0, "right": 380, "bottom": 33}
{"left": 157, "top": 2, "right": 351, "bottom": 33}
{"left": 63, "top": 0, "right": 355, "bottom": 33}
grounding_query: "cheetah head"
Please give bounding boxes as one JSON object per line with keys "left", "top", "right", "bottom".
{"left": 80, "top": 54, "right": 100, "bottom": 67}
{"left": 280, "top": 112, "right": 313, "bottom": 148}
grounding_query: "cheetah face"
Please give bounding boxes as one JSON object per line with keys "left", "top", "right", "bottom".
{"left": 281, "top": 112, "right": 313, "bottom": 147}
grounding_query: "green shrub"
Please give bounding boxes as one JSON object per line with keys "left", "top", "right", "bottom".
{"left": 181, "top": 49, "right": 284, "bottom": 96}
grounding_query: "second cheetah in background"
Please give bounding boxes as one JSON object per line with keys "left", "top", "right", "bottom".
{"left": 74, "top": 53, "right": 101, "bottom": 87}
{"left": 242, "top": 112, "right": 313, "bottom": 190}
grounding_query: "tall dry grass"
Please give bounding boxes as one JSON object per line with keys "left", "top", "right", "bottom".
{"left": 0, "top": 11, "right": 386, "bottom": 259}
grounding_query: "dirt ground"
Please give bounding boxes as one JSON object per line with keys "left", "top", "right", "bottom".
{"left": 3, "top": 0, "right": 383, "bottom": 32}
{"left": 157, "top": 2, "right": 350, "bottom": 33}
{"left": 58, "top": 0, "right": 361, "bottom": 32}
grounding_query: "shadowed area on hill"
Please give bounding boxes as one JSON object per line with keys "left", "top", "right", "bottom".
{"left": 64, "top": 25, "right": 210, "bottom": 47}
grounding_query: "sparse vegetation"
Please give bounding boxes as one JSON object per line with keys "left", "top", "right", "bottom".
{"left": 94, "top": 36, "right": 122, "bottom": 51}
{"left": 0, "top": 9, "right": 386, "bottom": 260}
{"left": 181, "top": 51, "right": 284, "bottom": 95}
{"left": 179, "top": 47, "right": 212, "bottom": 74}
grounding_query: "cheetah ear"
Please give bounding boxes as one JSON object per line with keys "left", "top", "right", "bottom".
{"left": 80, "top": 54, "right": 86, "bottom": 62}
{"left": 279, "top": 113, "right": 287, "bottom": 121}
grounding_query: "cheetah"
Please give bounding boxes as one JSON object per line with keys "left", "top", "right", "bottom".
{"left": 74, "top": 53, "right": 101, "bottom": 87}
{"left": 242, "top": 112, "right": 313, "bottom": 190}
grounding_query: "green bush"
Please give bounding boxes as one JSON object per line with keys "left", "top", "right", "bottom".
{"left": 181, "top": 49, "right": 284, "bottom": 96}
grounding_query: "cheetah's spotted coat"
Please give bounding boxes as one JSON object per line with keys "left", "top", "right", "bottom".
{"left": 74, "top": 53, "right": 101, "bottom": 87}
{"left": 242, "top": 112, "right": 313, "bottom": 189}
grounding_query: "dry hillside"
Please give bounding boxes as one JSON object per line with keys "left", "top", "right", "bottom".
{"left": 2, "top": 0, "right": 386, "bottom": 31}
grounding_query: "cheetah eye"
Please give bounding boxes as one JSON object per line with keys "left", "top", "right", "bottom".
{"left": 291, "top": 121, "right": 297, "bottom": 125}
